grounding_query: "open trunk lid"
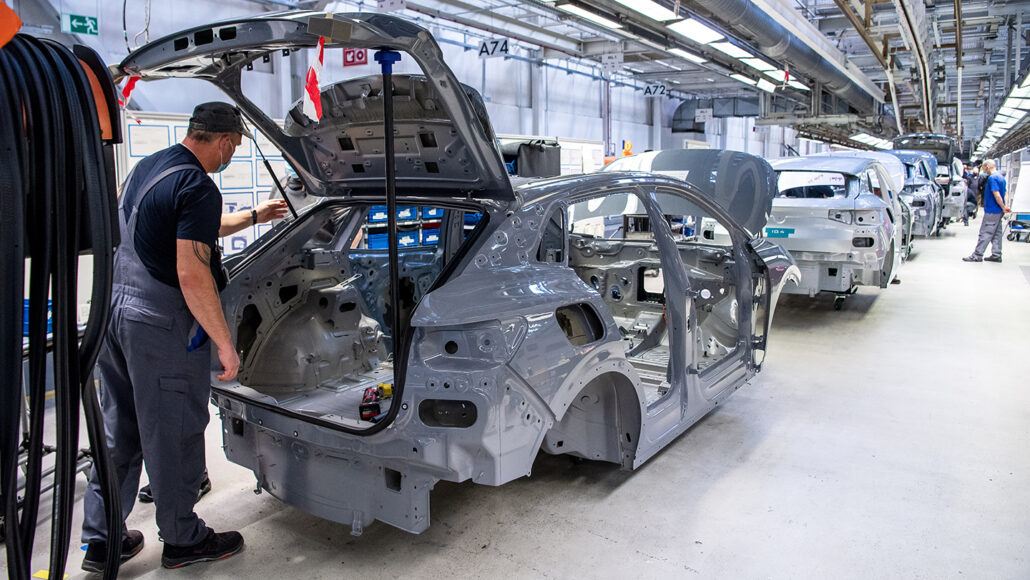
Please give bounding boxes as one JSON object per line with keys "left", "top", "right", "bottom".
{"left": 117, "top": 11, "right": 513, "bottom": 200}
{"left": 890, "top": 134, "right": 955, "bottom": 165}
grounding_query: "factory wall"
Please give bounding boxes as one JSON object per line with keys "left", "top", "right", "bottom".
{"left": 36, "top": 0, "right": 805, "bottom": 158}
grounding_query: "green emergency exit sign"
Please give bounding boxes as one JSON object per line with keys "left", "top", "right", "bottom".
{"left": 61, "top": 13, "right": 99, "bottom": 35}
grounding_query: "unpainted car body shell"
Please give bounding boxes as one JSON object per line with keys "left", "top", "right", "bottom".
{"left": 119, "top": 12, "right": 798, "bottom": 535}
{"left": 213, "top": 173, "right": 797, "bottom": 534}
{"left": 768, "top": 155, "right": 905, "bottom": 297}
{"left": 889, "top": 150, "right": 946, "bottom": 237}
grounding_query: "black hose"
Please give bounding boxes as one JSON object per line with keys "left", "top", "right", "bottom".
{"left": 0, "top": 44, "right": 30, "bottom": 580}
{"left": 6, "top": 35, "right": 54, "bottom": 563}
{"left": 0, "top": 34, "right": 121, "bottom": 580}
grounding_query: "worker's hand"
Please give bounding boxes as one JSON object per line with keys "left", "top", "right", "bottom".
{"left": 255, "top": 199, "right": 289, "bottom": 223}
{"left": 1004, "top": 207, "right": 1012, "bottom": 214}
{"left": 215, "top": 343, "right": 241, "bottom": 382}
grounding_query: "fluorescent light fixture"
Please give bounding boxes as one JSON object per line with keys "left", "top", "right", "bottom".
{"left": 557, "top": 3, "right": 623, "bottom": 29}
{"left": 1004, "top": 97, "right": 1030, "bottom": 110}
{"left": 668, "top": 47, "right": 706, "bottom": 64}
{"left": 763, "top": 70, "right": 785, "bottom": 82}
{"left": 730, "top": 73, "right": 756, "bottom": 86}
{"left": 709, "top": 41, "right": 751, "bottom": 59}
{"left": 613, "top": 0, "right": 678, "bottom": 21}
{"left": 1011, "top": 85, "right": 1030, "bottom": 98}
{"left": 998, "top": 107, "right": 1027, "bottom": 119}
{"left": 756, "top": 78, "right": 777, "bottom": 93}
{"left": 667, "top": 18, "right": 723, "bottom": 44}
{"left": 787, "top": 80, "right": 809, "bottom": 91}
{"left": 741, "top": 58, "right": 775, "bottom": 72}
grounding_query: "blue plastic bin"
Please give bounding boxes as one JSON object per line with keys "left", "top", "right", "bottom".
{"left": 396, "top": 206, "right": 417, "bottom": 221}
{"left": 421, "top": 207, "right": 444, "bottom": 219}
{"left": 368, "top": 205, "right": 389, "bottom": 223}
{"left": 421, "top": 228, "right": 440, "bottom": 245}
{"left": 23, "top": 299, "right": 53, "bottom": 337}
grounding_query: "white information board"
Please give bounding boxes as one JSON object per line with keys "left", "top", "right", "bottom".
{"left": 117, "top": 111, "right": 287, "bottom": 257}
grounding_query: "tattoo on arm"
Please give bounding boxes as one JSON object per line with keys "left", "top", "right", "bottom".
{"left": 191, "top": 240, "right": 211, "bottom": 265}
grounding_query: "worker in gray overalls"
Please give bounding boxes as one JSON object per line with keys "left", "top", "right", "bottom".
{"left": 80, "top": 103, "right": 287, "bottom": 572}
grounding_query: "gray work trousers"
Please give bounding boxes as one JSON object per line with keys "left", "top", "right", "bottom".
{"left": 972, "top": 212, "right": 1004, "bottom": 259}
{"left": 81, "top": 289, "right": 211, "bottom": 546}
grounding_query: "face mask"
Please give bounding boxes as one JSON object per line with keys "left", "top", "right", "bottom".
{"left": 215, "top": 141, "right": 232, "bottom": 173}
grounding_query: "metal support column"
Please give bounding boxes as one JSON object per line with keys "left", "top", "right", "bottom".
{"left": 602, "top": 75, "right": 612, "bottom": 156}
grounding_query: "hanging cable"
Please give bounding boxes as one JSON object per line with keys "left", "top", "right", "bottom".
{"left": 133, "top": 0, "right": 152, "bottom": 48}
{"left": 0, "top": 33, "right": 121, "bottom": 580}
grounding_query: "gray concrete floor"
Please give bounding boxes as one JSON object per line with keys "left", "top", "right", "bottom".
{"left": 6, "top": 215, "right": 1030, "bottom": 579}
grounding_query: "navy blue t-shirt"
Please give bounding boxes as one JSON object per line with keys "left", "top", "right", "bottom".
{"left": 122, "top": 144, "right": 222, "bottom": 288}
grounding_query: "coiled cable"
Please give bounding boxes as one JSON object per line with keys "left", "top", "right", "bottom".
{"left": 0, "top": 33, "right": 121, "bottom": 580}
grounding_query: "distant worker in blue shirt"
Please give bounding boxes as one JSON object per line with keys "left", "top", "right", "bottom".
{"left": 963, "top": 159, "right": 1010, "bottom": 262}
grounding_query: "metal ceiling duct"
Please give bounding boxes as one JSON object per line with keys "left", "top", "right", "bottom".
{"left": 689, "top": 0, "right": 880, "bottom": 114}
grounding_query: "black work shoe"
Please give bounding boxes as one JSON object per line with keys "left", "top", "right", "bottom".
{"left": 984, "top": 255, "right": 1002, "bottom": 263}
{"left": 962, "top": 256, "right": 982, "bottom": 262}
{"left": 82, "top": 529, "right": 145, "bottom": 573}
{"left": 161, "top": 527, "right": 244, "bottom": 569}
{"left": 139, "top": 474, "right": 212, "bottom": 504}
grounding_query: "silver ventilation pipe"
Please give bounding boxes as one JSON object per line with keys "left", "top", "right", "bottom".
{"left": 690, "top": 0, "right": 880, "bottom": 115}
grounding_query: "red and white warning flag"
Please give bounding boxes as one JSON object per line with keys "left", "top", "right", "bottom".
{"left": 118, "top": 75, "right": 139, "bottom": 106}
{"left": 302, "top": 36, "right": 326, "bottom": 122}
{"left": 119, "top": 75, "right": 143, "bottom": 124}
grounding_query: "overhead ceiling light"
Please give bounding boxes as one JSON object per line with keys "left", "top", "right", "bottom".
{"left": 667, "top": 18, "right": 723, "bottom": 44}
{"left": 1003, "top": 97, "right": 1030, "bottom": 110}
{"left": 787, "top": 80, "right": 809, "bottom": 91}
{"left": 763, "top": 70, "right": 785, "bottom": 82}
{"left": 741, "top": 58, "right": 775, "bottom": 72}
{"left": 998, "top": 107, "right": 1027, "bottom": 119}
{"left": 730, "top": 73, "right": 756, "bottom": 86}
{"left": 709, "top": 42, "right": 752, "bottom": 59}
{"left": 557, "top": 3, "right": 624, "bottom": 29}
{"left": 756, "top": 78, "right": 777, "bottom": 93}
{"left": 613, "top": 0, "right": 678, "bottom": 22}
{"left": 668, "top": 47, "right": 706, "bottom": 64}
{"left": 1010, "top": 85, "right": 1030, "bottom": 98}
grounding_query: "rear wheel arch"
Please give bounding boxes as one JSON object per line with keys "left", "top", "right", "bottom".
{"left": 541, "top": 371, "right": 642, "bottom": 469}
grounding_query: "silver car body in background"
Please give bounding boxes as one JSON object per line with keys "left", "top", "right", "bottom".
{"left": 892, "top": 133, "right": 965, "bottom": 223}
{"left": 767, "top": 155, "right": 905, "bottom": 304}
{"left": 119, "top": 12, "right": 799, "bottom": 536}
{"left": 830, "top": 151, "right": 914, "bottom": 260}
{"left": 941, "top": 158, "right": 969, "bottom": 221}
{"left": 889, "top": 150, "right": 945, "bottom": 237}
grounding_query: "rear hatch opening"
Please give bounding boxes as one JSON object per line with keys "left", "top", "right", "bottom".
{"left": 215, "top": 201, "right": 487, "bottom": 429}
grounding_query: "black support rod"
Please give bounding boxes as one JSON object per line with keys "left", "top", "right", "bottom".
{"left": 374, "top": 49, "right": 403, "bottom": 364}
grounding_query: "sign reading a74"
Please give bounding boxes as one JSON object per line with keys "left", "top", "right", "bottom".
{"left": 478, "top": 39, "right": 510, "bottom": 58}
